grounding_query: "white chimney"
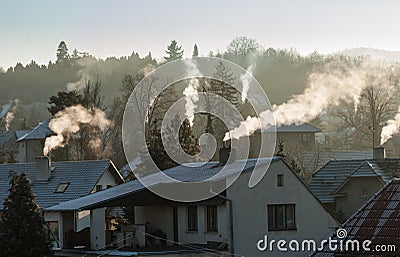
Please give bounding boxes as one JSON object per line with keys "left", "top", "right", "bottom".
{"left": 35, "top": 156, "right": 51, "bottom": 181}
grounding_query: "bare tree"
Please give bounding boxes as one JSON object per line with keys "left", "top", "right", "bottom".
{"left": 334, "top": 66, "right": 400, "bottom": 149}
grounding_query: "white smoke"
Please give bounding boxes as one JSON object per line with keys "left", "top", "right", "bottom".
{"left": 66, "top": 57, "right": 97, "bottom": 91}
{"left": 183, "top": 59, "right": 201, "bottom": 125}
{"left": 381, "top": 106, "right": 400, "bottom": 145}
{"left": 44, "top": 105, "right": 111, "bottom": 155}
{"left": 240, "top": 64, "right": 255, "bottom": 103}
{"left": 224, "top": 61, "right": 379, "bottom": 141}
{"left": 2, "top": 99, "right": 20, "bottom": 131}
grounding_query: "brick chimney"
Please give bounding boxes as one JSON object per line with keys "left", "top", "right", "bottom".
{"left": 35, "top": 156, "right": 51, "bottom": 181}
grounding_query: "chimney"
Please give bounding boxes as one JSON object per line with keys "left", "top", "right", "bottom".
{"left": 219, "top": 145, "right": 236, "bottom": 164}
{"left": 35, "top": 156, "right": 51, "bottom": 181}
{"left": 373, "top": 147, "right": 385, "bottom": 160}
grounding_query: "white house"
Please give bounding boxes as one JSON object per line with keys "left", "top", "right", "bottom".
{"left": 0, "top": 156, "right": 124, "bottom": 248}
{"left": 47, "top": 153, "right": 338, "bottom": 257}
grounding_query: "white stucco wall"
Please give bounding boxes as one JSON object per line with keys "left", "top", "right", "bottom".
{"left": 91, "top": 168, "right": 118, "bottom": 193}
{"left": 90, "top": 208, "right": 106, "bottom": 250}
{"left": 135, "top": 205, "right": 175, "bottom": 243}
{"left": 177, "top": 204, "right": 230, "bottom": 245}
{"left": 227, "top": 159, "right": 338, "bottom": 257}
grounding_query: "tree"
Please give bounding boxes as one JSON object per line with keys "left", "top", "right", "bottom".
{"left": 192, "top": 44, "right": 199, "bottom": 57}
{"left": 224, "top": 36, "right": 261, "bottom": 68}
{"left": 164, "top": 40, "right": 184, "bottom": 62}
{"left": 71, "top": 48, "right": 79, "bottom": 59}
{"left": 48, "top": 90, "right": 83, "bottom": 116}
{"left": 334, "top": 67, "right": 400, "bottom": 149}
{"left": 135, "top": 114, "right": 200, "bottom": 176}
{"left": 56, "top": 41, "right": 69, "bottom": 63}
{"left": 0, "top": 171, "right": 52, "bottom": 257}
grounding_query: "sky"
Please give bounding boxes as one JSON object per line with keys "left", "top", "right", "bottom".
{"left": 1, "top": 0, "right": 400, "bottom": 69}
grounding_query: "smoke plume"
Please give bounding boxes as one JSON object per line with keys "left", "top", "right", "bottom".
{"left": 3, "top": 99, "right": 20, "bottom": 131}
{"left": 183, "top": 59, "right": 201, "bottom": 125}
{"left": 44, "top": 105, "right": 111, "bottom": 155}
{"left": 224, "top": 61, "right": 378, "bottom": 141}
{"left": 381, "top": 106, "right": 400, "bottom": 145}
{"left": 240, "top": 64, "right": 255, "bottom": 103}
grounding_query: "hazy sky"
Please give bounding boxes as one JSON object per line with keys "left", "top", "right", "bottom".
{"left": 1, "top": 0, "right": 400, "bottom": 69}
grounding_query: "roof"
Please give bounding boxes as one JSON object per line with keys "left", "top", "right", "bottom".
{"left": 15, "top": 130, "right": 28, "bottom": 139}
{"left": 0, "top": 159, "right": 120, "bottom": 209}
{"left": 17, "top": 119, "right": 55, "bottom": 141}
{"left": 312, "top": 178, "right": 400, "bottom": 256}
{"left": 45, "top": 157, "right": 280, "bottom": 212}
{"left": 258, "top": 122, "right": 321, "bottom": 133}
{"left": 309, "top": 159, "right": 393, "bottom": 203}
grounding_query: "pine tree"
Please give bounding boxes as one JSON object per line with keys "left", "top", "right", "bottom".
{"left": 164, "top": 40, "right": 184, "bottom": 62}
{"left": 0, "top": 171, "right": 52, "bottom": 257}
{"left": 56, "top": 41, "right": 69, "bottom": 63}
{"left": 192, "top": 44, "right": 199, "bottom": 57}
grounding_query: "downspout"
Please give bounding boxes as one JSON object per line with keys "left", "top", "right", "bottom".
{"left": 210, "top": 187, "right": 234, "bottom": 255}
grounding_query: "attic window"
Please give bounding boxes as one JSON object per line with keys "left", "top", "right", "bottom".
{"left": 277, "top": 174, "right": 284, "bottom": 187}
{"left": 55, "top": 183, "right": 69, "bottom": 193}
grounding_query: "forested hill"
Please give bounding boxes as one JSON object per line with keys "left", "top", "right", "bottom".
{"left": 0, "top": 52, "right": 156, "bottom": 105}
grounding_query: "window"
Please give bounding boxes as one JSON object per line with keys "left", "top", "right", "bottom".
{"left": 47, "top": 221, "right": 59, "bottom": 241}
{"left": 187, "top": 206, "right": 198, "bottom": 231}
{"left": 268, "top": 204, "right": 296, "bottom": 230}
{"left": 301, "top": 133, "right": 312, "bottom": 144}
{"left": 107, "top": 185, "right": 113, "bottom": 189}
{"left": 96, "top": 185, "right": 103, "bottom": 192}
{"left": 206, "top": 206, "right": 218, "bottom": 232}
{"left": 361, "top": 188, "right": 369, "bottom": 197}
{"left": 55, "top": 182, "right": 69, "bottom": 193}
{"left": 277, "top": 174, "right": 284, "bottom": 187}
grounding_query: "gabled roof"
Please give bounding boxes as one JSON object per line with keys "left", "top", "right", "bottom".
{"left": 309, "top": 159, "right": 393, "bottom": 203}
{"left": 15, "top": 130, "right": 28, "bottom": 139}
{"left": 258, "top": 122, "right": 321, "bottom": 133}
{"left": 0, "top": 159, "right": 122, "bottom": 209}
{"left": 331, "top": 161, "right": 391, "bottom": 195}
{"left": 17, "top": 119, "right": 55, "bottom": 141}
{"left": 312, "top": 178, "right": 400, "bottom": 256}
{"left": 45, "top": 157, "right": 280, "bottom": 212}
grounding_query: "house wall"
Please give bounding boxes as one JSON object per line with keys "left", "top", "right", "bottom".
{"left": 227, "top": 159, "right": 337, "bottom": 257}
{"left": 176, "top": 203, "right": 230, "bottom": 245}
{"left": 335, "top": 177, "right": 383, "bottom": 219}
{"left": 135, "top": 205, "right": 174, "bottom": 243}
{"left": 91, "top": 168, "right": 118, "bottom": 193}
{"left": 90, "top": 208, "right": 106, "bottom": 250}
{"left": 18, "top": 139, "right": 44, "bottom": 163}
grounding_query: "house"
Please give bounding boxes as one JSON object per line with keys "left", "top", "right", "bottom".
{"left": 309, "top": 148, "right": 398, "bottom": 221}
{"left": 17, "top": 119, "right": 55, "bottom": 163}
{"left": 312, "top": 178, "right": 400, "bottom": 256}
{"left": 46, "top": 154, "right": 338, "bottom": 257}
{"left": 0, "top": 156, "right": 124, "bottom": 247}
{"left": 250, "top": 123, "right": 321, "bottom": 157}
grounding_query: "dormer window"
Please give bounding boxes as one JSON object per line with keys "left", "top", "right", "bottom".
{"left": 55, "top": 182, "right": 69, "bottom": 193}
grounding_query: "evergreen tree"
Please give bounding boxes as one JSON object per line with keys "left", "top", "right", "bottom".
{"left": 56, "top": 41, "right": 69, "bottom": 63}
{"left": 192, "top": 44, "right": 199, "bottom": 57}
{"left": 164, "top": 40, "right": 184, "bottom": 62}
{"left": 0, "top": 171, "right": 52, "bottom": 257}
